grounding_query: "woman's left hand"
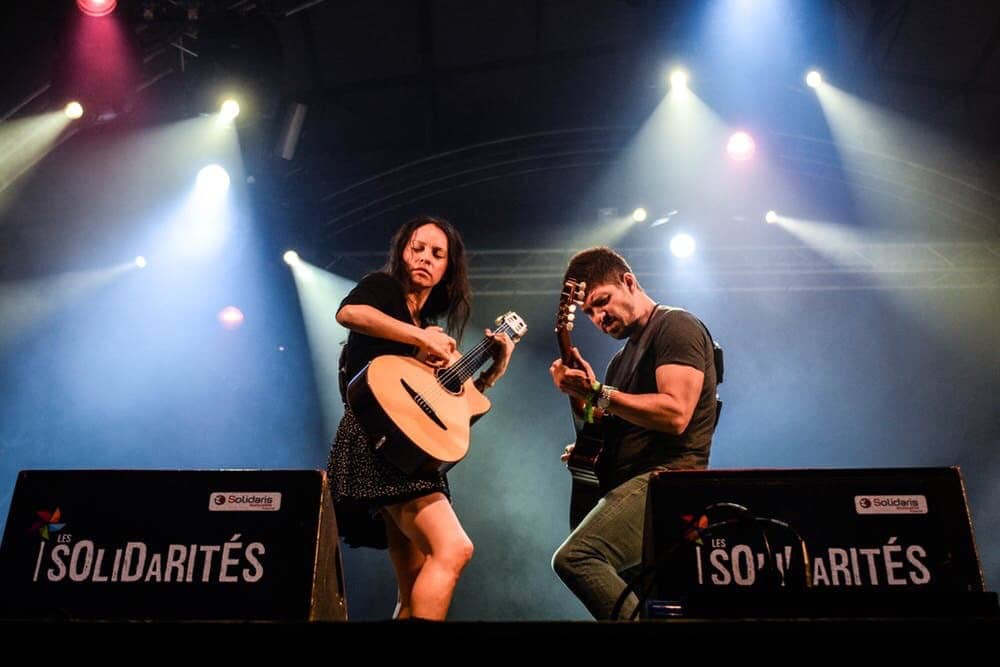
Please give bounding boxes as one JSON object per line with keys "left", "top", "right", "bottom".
{"left": 479, "top": 328, "right": 516, "bottom": 386}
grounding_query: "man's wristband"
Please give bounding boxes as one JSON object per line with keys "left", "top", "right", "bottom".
{"left": 582, "top": 381, "right": 602, "bottom": 423}
{"left": 596, "top": 383, "right": 616, "bottom": 413}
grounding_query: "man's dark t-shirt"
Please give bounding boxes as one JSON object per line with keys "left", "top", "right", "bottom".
{"left": 602, "top": 307, "right": 718, "bottom": 487}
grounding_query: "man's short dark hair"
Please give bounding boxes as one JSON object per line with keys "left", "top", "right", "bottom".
{"left": 563, "top": 246, "right": 636, "bottom": 290}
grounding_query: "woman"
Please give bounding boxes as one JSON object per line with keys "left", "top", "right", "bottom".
{"left": 329, "top": 215, "right": 515, "bottom": 620}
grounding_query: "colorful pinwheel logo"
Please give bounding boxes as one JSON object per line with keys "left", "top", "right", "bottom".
{"left": 30, "top": 508, "right": 66, "bottom": 541}
{"left": 680, "top": 513, "right": 709, "bottom": 545}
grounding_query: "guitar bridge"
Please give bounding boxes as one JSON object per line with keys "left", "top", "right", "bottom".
{"left": 399, "top": 378, "right": 448, "bottom": 431}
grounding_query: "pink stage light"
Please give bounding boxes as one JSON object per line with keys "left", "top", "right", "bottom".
{"left": 77, "top": 0, "right": 117, "bottom": 18}
{"left": 726, "top": 131, "right": 756, "bottom": 162}
{"left": 218, "top": 306, "right": 245, "bottom": 330}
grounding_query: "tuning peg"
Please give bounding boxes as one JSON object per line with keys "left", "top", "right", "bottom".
{"left": 567, "top": 322, "right": 574, "bottom": 331}
{"left": 568, "top": 304, "right": 576, "bottom": 312}
{"left": 567, "top": 313, "right": 575, "bottom": 322}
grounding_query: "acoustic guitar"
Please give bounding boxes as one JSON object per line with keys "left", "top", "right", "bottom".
{"left": 555, "top": 280, "right": 607, "bottom": 528}
{"left": 348, "top": 311, "right": 527, "bottom": 475}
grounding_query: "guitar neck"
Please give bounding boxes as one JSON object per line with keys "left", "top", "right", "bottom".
{"left": 442, "top": 320, "right": 519, "bottom": 386}
{"left": 555, "top": 280, "right": 605, "bottom": 423}
{"left": 556, "top": 328, "right": 579, "bottom": 368}
{"left": 556, "top": 327, "right": 593, "bottom": 417}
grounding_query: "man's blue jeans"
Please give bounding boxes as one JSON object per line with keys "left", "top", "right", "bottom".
{"left": 551, "top": 472, "right": 654, "bottom": 620}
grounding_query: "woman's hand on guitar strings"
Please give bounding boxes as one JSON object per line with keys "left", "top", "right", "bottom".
{"left": 417, "top": 325, "right": 457, "bottom": 368}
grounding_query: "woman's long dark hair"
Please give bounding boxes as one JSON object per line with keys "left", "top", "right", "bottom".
{"left": 383, "top": 216, "right": 471, "bottom": 342}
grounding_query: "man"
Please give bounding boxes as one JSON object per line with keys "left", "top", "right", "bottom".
{"left": 549, "top": 246, "right": 719, "bottom": 620}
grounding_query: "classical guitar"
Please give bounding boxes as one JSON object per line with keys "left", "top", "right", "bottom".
{"left": 555, "top": 280, "right": 607, "bottom": 528}
{"left": 348, "top": 311, "right": 527, "bottom": 475}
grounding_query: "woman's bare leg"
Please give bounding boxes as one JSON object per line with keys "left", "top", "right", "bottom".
{"left": 384, "top": 515, "right": 425, "bottom": 619}
{"left": 382, "top": 492, "right": 473, "bottom": 620}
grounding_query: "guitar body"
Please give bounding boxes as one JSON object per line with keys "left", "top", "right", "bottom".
{"left": 567, "top": 420, "right": 607, "bottom": 529}
{"left": 348, "top": 355, "right": 491, "bottom": 476}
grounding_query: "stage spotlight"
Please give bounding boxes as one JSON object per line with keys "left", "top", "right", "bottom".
{"left": 219, "top": 99, "right": 241, "bottom": 123}
{"left": 669, "top": 68, "right": 689, "bottom": 91}
{"left": 64, "top": 102, "right": 84, "bottom": 119}
{"left": 134, "top": 256, "right": 147, "bottom": 268}
{"left": 632, "top": 207, "right": 648, "bottom": 223}
{"left": 283, "top": 250, "right": 300, "bottom": 265}
{"left": 669, "top": 233, "right": 696, "bottom": 259}
{"left": 218, "top": 306, "right": 245, "bottom": 330}
{"left": 77, "top": 0, "right": 117, "bottom": 17}
{"left": 726, "top": 131, "right": 756, "bottom": 161}
{"left": 196, "top": 164, "right": 231, "bottom": 195}
{"left": 765, "top": 210, "right": 779, "bottom": 224}
{"left": 806, "top": 70, "right": 822, "bottom": 88}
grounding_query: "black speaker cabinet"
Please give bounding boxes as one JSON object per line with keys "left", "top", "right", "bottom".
{"left": 0, "top": 470, "right": 347, "bottom": 621}
{"left": 642, "top": 467, "right": 994, "bottom": 618}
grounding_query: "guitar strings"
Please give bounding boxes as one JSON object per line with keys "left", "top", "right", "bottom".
{"left": 441, "top": 323, "right": 507, "bottom": 383}
{"left": 434, "top": 321, "right": 513, "bottom": 394}
{"left": 419, "top": 320, "right": 518, "bottom": 403}
{"left": 416, "top": 330, "right": 493, "bottom": 404}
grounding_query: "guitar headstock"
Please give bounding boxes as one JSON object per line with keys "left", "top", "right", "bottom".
{"left": 495, "top": 311, "right": 528, "bottom": 342}
{"left": 555, "top": 279, "right": 586, "bottom": 333}
{"left": 555, "top": 278, "right": 595, "bottom": 416}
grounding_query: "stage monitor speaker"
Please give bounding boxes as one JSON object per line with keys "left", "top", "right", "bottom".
{"left": 642, "top": 467, "right": 993, "bottom": 618}
{"left": 0, "top": 469, "right": 347, "bottom": 621}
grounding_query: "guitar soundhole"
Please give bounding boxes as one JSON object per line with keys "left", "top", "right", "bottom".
{"left": 436, "top": 369, "right": 464, "bottom": 394}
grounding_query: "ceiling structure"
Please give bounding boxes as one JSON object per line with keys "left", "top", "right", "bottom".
{"left": 1, "top": 0, "right": 998, "bottom": 287}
